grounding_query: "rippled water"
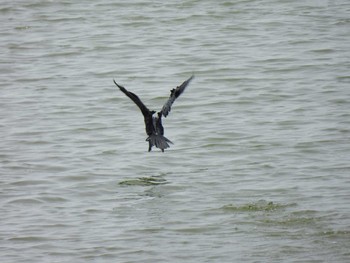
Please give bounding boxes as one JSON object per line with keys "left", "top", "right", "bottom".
{"left": 1, "top": 0, "right": 350, "bottom": 262}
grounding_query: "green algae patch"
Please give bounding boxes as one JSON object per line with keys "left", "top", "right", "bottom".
{"left": 222, "top": 200, "right": 290, "bottom": 212}
{"left": 119, "top": 176, "right": 167, "bottom": 186}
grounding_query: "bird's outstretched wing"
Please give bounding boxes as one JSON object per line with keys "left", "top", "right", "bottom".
{"left": 113, "top": 79, "right": 151, "bottom": 117}
{"left": 160, "top": 75, "right": 194, "bottom": 117}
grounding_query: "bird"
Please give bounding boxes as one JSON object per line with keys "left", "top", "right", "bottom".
{"left": 113, "top": 75, "right": 194, "bottom": 152}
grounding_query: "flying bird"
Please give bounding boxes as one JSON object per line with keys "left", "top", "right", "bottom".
{"left": 114, "top": 75, "right": 194, "bottom": 152}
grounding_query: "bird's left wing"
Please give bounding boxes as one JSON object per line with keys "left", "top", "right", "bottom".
{"left": 113, "top": 79, "right": 151, "bottom": 117}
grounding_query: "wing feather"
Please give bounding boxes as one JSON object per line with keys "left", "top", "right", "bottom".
{"left": 113, "top": 79, "right": 151, "bottom": 117}
{"left": 160, "top": 75, "right": 194, "bottom": 117}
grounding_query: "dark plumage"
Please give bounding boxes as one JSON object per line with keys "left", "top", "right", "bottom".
{"left": 114, "top": 75, "right": 194, "bottom": 152}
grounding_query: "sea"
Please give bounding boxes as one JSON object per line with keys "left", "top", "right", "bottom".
{"left": 1, "top": 0, "right": 350, "bottom": 262}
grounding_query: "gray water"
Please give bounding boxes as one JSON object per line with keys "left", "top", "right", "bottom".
{"left": 1, "top": 0, "right": 350, "bottom": 262}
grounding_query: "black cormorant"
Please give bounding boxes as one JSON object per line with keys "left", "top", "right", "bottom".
{"left": 113, "top": 75, "right": 194, "bottom": 152}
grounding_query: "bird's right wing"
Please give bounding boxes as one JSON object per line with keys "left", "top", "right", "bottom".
{"left": 160, "top": 75, "right": 194, "bottom": 117}
{"left": 113, "top": 79, "right": 151, "bottom": 116}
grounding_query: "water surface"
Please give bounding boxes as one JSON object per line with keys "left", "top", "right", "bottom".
{"left": 1, "top": 0, "right": 350, "bottom": 262}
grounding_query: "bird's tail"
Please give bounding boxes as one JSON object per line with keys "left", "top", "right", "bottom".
{"left": 146, "top": 134, "right": 173, "bottom": 152}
